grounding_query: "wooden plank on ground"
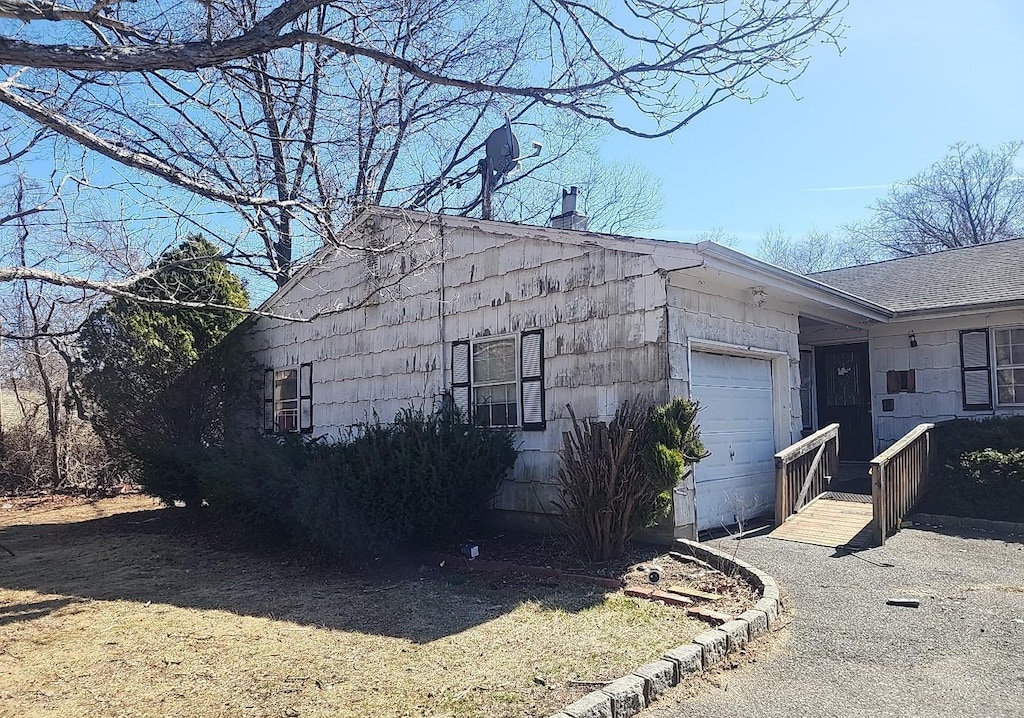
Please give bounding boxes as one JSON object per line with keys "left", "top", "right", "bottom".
{"left": 665, "top": 585, "right": 723, "bottom": 601}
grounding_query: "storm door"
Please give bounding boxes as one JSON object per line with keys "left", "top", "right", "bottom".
{"left": 814, "top": 343, "right": 873, "bottom": 461}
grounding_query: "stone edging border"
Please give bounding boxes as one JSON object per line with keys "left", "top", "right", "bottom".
{"left": 545, "top": 537, "right": 783, "bottom": 718}
{"left": 905, "top": 512, "right": 1024, "bottom": 537}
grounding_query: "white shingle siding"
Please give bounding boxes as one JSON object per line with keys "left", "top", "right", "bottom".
{"left": 665, "top": 276, "right": 803, "bottom": 446}
{"left": 867, "top": 309, "right": 1024, "bottom": 450}
{"left": 248, "top": 215, "right": 677, "bottom": 515}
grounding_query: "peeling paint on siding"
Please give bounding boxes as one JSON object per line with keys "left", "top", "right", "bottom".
{"left": 247, "top": 216, "right": 675, "bottom": 513}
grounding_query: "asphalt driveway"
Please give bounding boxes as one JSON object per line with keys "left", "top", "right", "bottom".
{"left": 650, "top": 525, "right": 1024, "bottom": 718}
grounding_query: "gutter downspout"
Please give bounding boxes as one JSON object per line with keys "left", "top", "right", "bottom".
{"left": 438, "top": 214, "right": 448, "bottom": 391}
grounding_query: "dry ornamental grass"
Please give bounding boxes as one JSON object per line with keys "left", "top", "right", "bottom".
{"left": 0, "top": 496, "right": 749, "bottom": 718}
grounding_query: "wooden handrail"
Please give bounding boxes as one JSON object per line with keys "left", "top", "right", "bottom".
{"left": 774, "top": 423, "right": 840, "bottom": 463}
{"left": 871, "top": 423, "right": 934, "bottom": 465}
{"left": 775, "top": 424, "right": 840, "bottom": 526}
{"left": 871, "top": 423, "right": 934, "bottom": 545}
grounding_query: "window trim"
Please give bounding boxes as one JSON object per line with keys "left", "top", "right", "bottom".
{"left": 470, "top": 334, "right": 520, "bottom": 428}
{"left": 272, "top": 366, "right": 301, "bottom": 434}
{"left": 264, "top": 363, "right": 314, "bottom": 434}
{"left": 993, "top": 324, "right": 1024, "bottom": 407}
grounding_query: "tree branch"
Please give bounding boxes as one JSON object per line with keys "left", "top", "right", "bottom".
{"left": 0, "top": 265, "right": 311, "bottom": 322}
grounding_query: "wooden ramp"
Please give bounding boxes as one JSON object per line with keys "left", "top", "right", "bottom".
{"left": 768, "top": 493, "right": 874, "bottom": 548}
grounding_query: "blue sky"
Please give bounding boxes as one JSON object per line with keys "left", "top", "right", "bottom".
{"left": 600, "top": 0, "right": 1024, "bottom": 255}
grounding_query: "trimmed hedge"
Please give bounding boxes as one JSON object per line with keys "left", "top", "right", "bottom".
{"left": 928, "top": 417, "right": 1024, "bottom": 522}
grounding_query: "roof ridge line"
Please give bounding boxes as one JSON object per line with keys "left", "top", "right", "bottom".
{"left": 814, "top": 236, "right": 1024, "bottom": 275}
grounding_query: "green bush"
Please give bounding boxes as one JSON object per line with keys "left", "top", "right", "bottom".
{"left": 642, "top": 398, "right": 708, "bottom": 528}
{"left": 928, "top": 417, "right": 1024, "bottom": 522}
{"left": 196, "top": 403, "right": 518, "bottom": 560}
{"left": 290, "top": 448, "right": 396, "bottom": 560}
{"left": 197, "top": 433, "right": 315, "bottom": 545}
{"left": 942, "top": 449, "right": 1024, "bottom": 523}
{"left": 931, "top": 416, "right": 1024, "bottom": 466}
{"left": 330, "top": 404, "right": 518, "bottom": 546}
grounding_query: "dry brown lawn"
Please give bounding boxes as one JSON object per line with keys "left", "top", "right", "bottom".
{"left": 0, "top": 496, "right": 715, "bottom": 718}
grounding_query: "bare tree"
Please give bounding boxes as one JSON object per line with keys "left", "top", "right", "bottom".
{"left": 846, "top": 142, "right": 1024, "bottom": 257}
{"left": 0, "top": 0, "right": 847, "bottom": 290}
{"left": 574, "top": 159, "right": 664, "bottom": 236}
{"left": 494, "top": 138, "right": 664, "bottom": 234}
{"left": 0, "top": 184, "right": 117, "bottom": 492}
{"left": 758, "top": 226, "right": 876, "bottom": 273}
{"left": 692, "top": 227, "right": 740, "bottom": 248}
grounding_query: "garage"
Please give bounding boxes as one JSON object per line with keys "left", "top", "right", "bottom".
{"left": 689, "top": 351, "right": 777, "bottom": 532}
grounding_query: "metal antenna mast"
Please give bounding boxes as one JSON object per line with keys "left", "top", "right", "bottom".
{"left": 477, "top": 116, "right": 540, "bottom": 220}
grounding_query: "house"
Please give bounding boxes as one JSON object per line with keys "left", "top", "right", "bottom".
{"left": 808, "top": 239, "right": 1024, "bottom": 453}
{"left": 247, "top": 203, "right": 1023, "bottom": 539}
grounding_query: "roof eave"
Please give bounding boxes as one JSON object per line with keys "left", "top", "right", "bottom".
{"left": 695, "top": 242, "right": 894, "bottom": 321}
{"left": 891, "top": 298, "right": 1024, "bottom": 320}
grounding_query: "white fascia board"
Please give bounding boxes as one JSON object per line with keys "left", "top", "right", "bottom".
{"left": 695, "top": 241, "right": 894, "bottom": 322}
{"left": 257, "top": 207, "right": 375, "bottom": 312}
{"left": 366, "top": 205, "right": 707, "bottom": 269}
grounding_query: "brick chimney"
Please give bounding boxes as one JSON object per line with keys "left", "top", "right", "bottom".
{"left": 549, "top": 186, "right": 588, "bottom": 231}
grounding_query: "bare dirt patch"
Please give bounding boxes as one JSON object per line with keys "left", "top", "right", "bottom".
{"left": 466, "top": 532, "right": 759, "bottom": 616}
{"left": 0, "top": 496, "right": 753, "bottom": 718}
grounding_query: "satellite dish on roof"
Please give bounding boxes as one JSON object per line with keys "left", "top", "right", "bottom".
{"left": 477, "top": 116, "right": 540, "bottom": 220}
{"left": 484, "top": 118, "right": 521, "bottom": 180}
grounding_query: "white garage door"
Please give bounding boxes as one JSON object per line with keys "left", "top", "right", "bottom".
{"left": 690, "top": 352, "right": 776, "bottom": 531}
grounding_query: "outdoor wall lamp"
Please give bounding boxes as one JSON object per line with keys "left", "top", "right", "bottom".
{"left": 909, "top": 331, "right": 918, "bottom": 348}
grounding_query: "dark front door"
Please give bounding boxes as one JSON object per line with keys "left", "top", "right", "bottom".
{"left": 815, "top": 343, "right": 873, "bottom": 461}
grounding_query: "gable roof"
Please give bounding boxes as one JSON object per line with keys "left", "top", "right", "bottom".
{"left": 812, "top": 238, "right": 1024, "bottom": 315}
{"left": 257, "top": 206, "right": 894, "bottom": 323}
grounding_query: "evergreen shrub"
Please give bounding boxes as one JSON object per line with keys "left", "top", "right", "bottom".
{"left": 199, "top": 403, "right": 518, "bottom": 560}
{"left": 928, "top": 417, "right": 1024, "bottom": 522}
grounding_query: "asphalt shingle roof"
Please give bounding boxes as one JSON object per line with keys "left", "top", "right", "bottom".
{"left": 811, "top": 238, "right": 1024, "bottom": 314}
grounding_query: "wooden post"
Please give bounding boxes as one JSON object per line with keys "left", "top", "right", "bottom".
{"left": 924, "top": 430, "right": 932, "bottom": 494}
{"left": 775, "top": 457, "right": 787, "bottom": 526}
{"left": 871, "top": 461, "right": 885, "bottom": 546}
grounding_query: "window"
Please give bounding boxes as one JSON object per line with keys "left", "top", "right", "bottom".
{"left": 994, "top": 326, "right": 1024, "bottom": 405}
{"left": 450, "top": 330, "right": 545, "bottom": 430}
{"left": 264, "top": 363, "right": 313, "bottom": 433}
{"left": 472, "top": 338, "right": 518, "bottom": 427}
{"left": 275, "top": 369, "right": 299, "bottom": 432}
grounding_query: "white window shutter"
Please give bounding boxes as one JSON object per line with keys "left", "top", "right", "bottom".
{"left": 960, "top": 329, "right": 992, "bottom": 410}
{"left": 451, "top": 341, "right": 471, "bottom": 421}
{"left": 263, "top": 368, "right": 274, "bottom": 432}
{"left": 299, "top": 362, "right": 314, "bottom": 433}
{"left": 520, "top": 329, "right": 545, "bottom": 431}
